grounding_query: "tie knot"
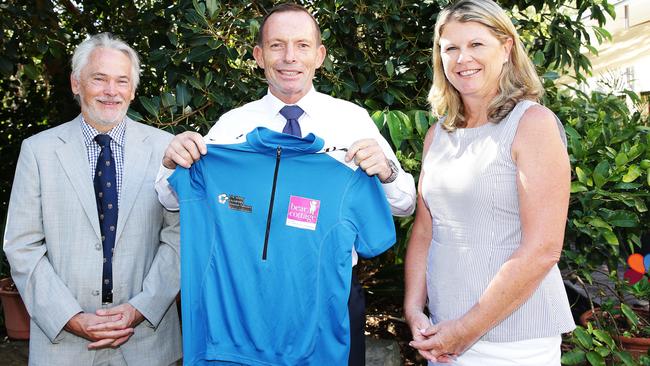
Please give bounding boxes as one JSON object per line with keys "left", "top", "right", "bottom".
{"left": 94, "top": 134, "right": 112, "bottom": 148}
{"left": 280, "top": 105, "right": 304, "bottom": 121}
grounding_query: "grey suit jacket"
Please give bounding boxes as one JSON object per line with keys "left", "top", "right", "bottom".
{"left": 3, "top": 115, "right": 182, "bottom": 365}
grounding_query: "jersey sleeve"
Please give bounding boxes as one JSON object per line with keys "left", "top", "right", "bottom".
{"left": 167, "top": 159, "right": 207, "bottom": 202}
{"left": 340, "top": 170, "right": 396, "bottom": 258}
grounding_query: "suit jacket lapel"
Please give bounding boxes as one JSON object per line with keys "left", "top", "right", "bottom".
{"left": 115, "top": 119, "right": 151, "bottom": 245}
{"left": 55, "top": 116, "right": 101, "bottom": 239}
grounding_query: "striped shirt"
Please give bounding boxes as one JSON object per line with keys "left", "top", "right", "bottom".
{"left": 81, "top": 117, "right": 126, "bottom": 202}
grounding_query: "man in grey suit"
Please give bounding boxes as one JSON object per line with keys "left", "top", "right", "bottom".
{"left": 3, "top": 33, "right": 181, "bottom": 365}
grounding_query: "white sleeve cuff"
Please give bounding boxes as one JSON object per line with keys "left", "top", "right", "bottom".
{"left": 155, "top": 164, "right": 180, "bottom": 211}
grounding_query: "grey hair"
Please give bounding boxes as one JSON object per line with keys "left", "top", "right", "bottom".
{"left": 71, "top": 32, "right": 141, "bottom": 89}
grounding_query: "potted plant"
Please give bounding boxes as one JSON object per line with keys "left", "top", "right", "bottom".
{"left": 0, "top": 210, "right": 31, "bottom": 340}
{"left": 0, "top": 277, "right": 30, "bottom": 340}
{"left": 576, "top": 270, "right": 650, "bottom": 363}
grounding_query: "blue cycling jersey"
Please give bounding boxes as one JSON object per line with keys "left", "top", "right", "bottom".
{"left": 168, "top": 127, "right": 395, "bottom": 365}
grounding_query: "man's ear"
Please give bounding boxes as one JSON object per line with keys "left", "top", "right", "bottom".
{"left": 253, "top": 45, "right": 265, "bottom": 69}
{"left": 70, "top": 74, "right": 80, "bottom": 95}
{"left": 315, "top": 44, "right": 327, "bottom": 69}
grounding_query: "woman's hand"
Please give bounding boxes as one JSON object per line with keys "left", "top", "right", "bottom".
{"left": 405, "top": 310, "right": 439, "bottom": 361}
{"left": 409, "top": 317, "right": 480, "bottom": 363}
{"left": 405, "top": 310, "right": 455, "bottom": 363}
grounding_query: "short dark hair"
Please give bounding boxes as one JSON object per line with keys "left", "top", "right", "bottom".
{"left": 256, "top": 3, "right": 322, "bottom": 46}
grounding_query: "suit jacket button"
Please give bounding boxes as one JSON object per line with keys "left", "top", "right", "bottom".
{"left": 92, "top": 290, "right": 100, "bottom": 296}
{"left": 95, "top": 243, "right": 101, "bottom": 250}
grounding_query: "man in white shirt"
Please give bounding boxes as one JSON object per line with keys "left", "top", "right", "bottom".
{"left": 155, "top": 3, "right": 416, "bottom": 365}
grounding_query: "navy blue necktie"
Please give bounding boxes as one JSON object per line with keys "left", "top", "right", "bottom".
{"left": 280, "top": 105, "right": 304, "bottom": 137}
{"left": 94, "top": 134, "right": 118, "bottom": 304}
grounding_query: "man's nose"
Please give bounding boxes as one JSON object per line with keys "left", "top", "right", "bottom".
{"left": 103, "top": 80, "right": 118, "bottom": 95}
{"left": 284, "top": 45, "right": 296, "bottom": 63}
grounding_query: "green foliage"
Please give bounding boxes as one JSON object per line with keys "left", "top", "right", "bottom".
{"left": 562, "top": 324, "right": 639, "bottom": 366}
{"left": 0, "top": 0, "right": 615, "bottom": 213}
{"left": 547, "top": 87, "right": 650, "bottom": 277}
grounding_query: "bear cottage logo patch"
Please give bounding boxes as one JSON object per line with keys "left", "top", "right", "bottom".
{"left": 286, "top": 195, "right": 320, "bottom": 230}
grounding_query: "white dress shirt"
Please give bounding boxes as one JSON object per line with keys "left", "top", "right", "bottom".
{"left": 155, "top": 87, "right": 416, "bottom": 216}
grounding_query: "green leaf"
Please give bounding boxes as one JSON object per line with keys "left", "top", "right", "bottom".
{"left": 589, "top": 218, "right": 611, "bottom": 230}
{"left": 593, "top": 160, "right": 609, "bottom": 188}
{"left": 370, "top": 110, "right": 385, "bottom": 131}
{"left": 139, "top": 96, "right": 160, "bottom": 118}
{"left": 187, "top": 46, "right": 213, "bottom": 62}
{"left": 23, "top": 64, "right": 39, "bottom": 80}
{"left": 574, "top": 327, "right": 593, "bottom": 349}
{"left": 594, "top": 346, "right": 610, "bottom": 358}
{"left": 612, "top": 350, "right": 636, "bottom": 366}
{"left": 592, "top": 329, "right": 615, "bottom": 349}
{"left": 192, "top": 0, "right": 206, "bottom": 16}
{"left": 601, "top": 229, "right": 619, "bottom": 245}
{"left": 187, "top": 76, "right": 203, "bottom": 90}
{"left": 126, "top": 109, "right": 143, "bottom": 122}
{"left": 533, "top": 51, "right": 545, "bottom": 66}
{"left": 576, "top": 166, "right": 589, "bottom": 184}
{"left": 571, "top": 181, "right": 588, "bottom": 193}
{"left": 622, "top": 165, "right": 642, "bottom": 183}
{"left": 620, "top": 303, "right": 639, "bottom": 326}
{"left": 385, "top": 60, "right": 394, "bottom": 76}
{"left": 206, "top": 0, "right": 218, "bottom": 16}
{"left": 386, "top": 111, "right": 407, "bottom": 148}
{"left": 176, "top": 83, "right": 191, "bottom": 107}
{"left": 561, "top": 349, "right": 585, "bottom": 365}
{"left": 615, "top": 152, "right": 628, "bottom": 167}
{"left": 633, "top": 197, "right": 648, "bottom": 212}
{"left": 586, "top": 350, "right": 605, "bottom": 366}
{"left": 161, "top": 92, "right": 176, "bottom": 108}
{"left": 601, "top": 210, "right": 638, "bottom": 228}
{"left": 204, "top": 72, "right": 213, "bottom": 87}
{"left": 414, "top": 110, "right": 429, "bottom": 137}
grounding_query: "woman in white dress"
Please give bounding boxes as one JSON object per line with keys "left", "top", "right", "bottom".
{"left": 403, "top": 0, "right": 575, "bottom": 365}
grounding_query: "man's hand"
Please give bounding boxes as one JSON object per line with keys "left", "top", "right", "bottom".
{"left": 85, "top": 303, "right": 145, "bottom": 349}
{"left": 64, "top": 312, "right": 134, "bottom": 349}
{"left": 162, "top": 131, "right": 206, "bottom": 169}
{"left": 345, "top": 139, "right": 392, "bottom": 182}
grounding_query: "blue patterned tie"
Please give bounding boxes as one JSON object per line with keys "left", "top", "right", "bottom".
{"left": 94, "top": 134, "right": 118, "bottom": 304}
{"left": 280, "top": 105, "right": 304, "bottom": 137}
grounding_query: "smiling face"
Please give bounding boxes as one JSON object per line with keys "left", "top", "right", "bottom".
{"left": 253, "top": 10, "right": 326, "bottom": 104}
{"left": 70, "top": 47, "right": 135, "bottom": 132}
{"left": 439, "top": 20, "right": 512, "bottom": 104}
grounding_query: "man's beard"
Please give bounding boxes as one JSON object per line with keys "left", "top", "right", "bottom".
{"left": 82, "top": 97, "right": 130, "bottom": 127}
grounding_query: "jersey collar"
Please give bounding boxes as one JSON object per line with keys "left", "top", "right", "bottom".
{"left": 246, "top": 127, "right": 324, "bottom": 156}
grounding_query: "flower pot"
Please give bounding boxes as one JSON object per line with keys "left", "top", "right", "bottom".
{"left": 580, "top": 307, "right": 650, "bottom": 359}
{"left": 0, "top": 277, "right": 30, "bottom": 340}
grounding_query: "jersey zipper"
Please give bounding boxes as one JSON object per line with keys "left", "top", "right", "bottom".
{"left": 262, "top": 146, "right": 282, "bottom": 260}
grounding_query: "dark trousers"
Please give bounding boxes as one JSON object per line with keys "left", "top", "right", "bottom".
{"left": 348, "top": 270, "right": 365, "bottom": 366}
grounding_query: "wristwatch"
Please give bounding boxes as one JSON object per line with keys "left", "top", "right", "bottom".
{"left": 382, "top": 159, "right": 399, "bottom": 184}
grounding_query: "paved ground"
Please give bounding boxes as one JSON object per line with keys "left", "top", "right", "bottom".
{"left": 0, "top": 336, "right": 401, "bottom": 366}
{"left": 0, "top": 338, "right": 28, "bottom": 366}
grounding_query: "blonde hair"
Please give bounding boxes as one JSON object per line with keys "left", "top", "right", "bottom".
{"left": 428, "top": 0, "right": 543, "bottom": 130}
